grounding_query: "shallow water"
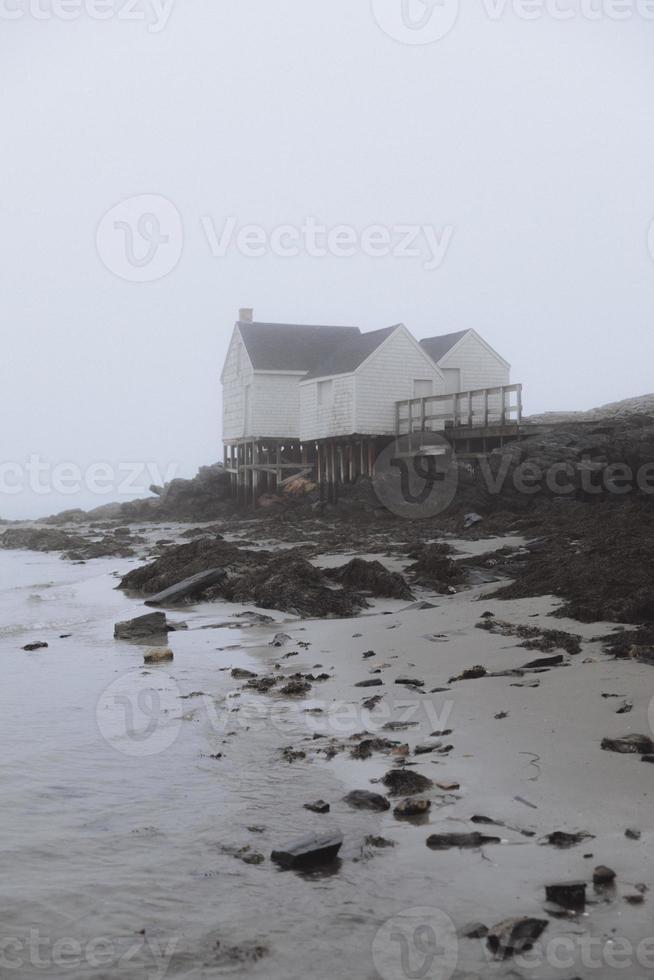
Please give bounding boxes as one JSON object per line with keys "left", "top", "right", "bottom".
{"left": 0, "top": 548, "right": 409, "bottom": 979}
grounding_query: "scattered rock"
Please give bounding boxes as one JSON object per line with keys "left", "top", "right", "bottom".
{"left": 414, "top": 740, "right": 443, "bottom": 756}
{"left": 231, "top": 668, "right": 257, "bottom": 680}
{"left": 350, "top": 737, "right": 403, "bottom": 760}
{"left": 280, "top": 679, "right": 312, "bottom": 696}
{"left": 303, "top": 800, "right": 330, "bottom": 814}
{"left": 593, "top": 865, "right": 616, "bottom": 886}
{"left": 355, "top": 679, "right": 383, "bottom": 688}
{"left": 143, "top": 648, "right": 174, "bottom": 664}
{"left": 362, "top": 650, "right": 376, "bottom": 659}
{"left": 221, "top": 844, "right": 265, "bottom": 865}
{"left": 602, "top": 734, "right": 654, "bottom": 754}
{"left": 382, "top": 769, "right": 433, "bottom": 796}
{"left": 383, "top": 721, "right": 420, "bottom": 732}
{"left": 343, "top": 790, "right": 391, "bottom": 812}
{"left": 487, "top": 917, "right": 548, "bottom": 959}
{"left": 543, "top": 831, "right": 594, "bottom": 849}
{"left": 114, "top": 612, "right": 168, "bottom": 640}
{"left": 270, "top": 633, "right": 292, "bottom": 647}
{"left": 365, "top": 835, "right": 396, "bottom": 848}
{"left": 616, "top": 700, "right": 633, "bottom": 714}
{"left": 625, "top": 828, "right": 642, "bottom": 840}
{"left": 271, "top": 831, "right": 343, "bottom": 869}
{"left": 395, "top": 676, "right": 425, "bottom": 687}
{"left": 394, "top": 798, "right": 431, "bottom": 818}
{"left": 362, "top": 695, "right": 383, "bottom": 710}
{"left": 450, "top": 665, "right": 487, "bottom": 682}
{"left": 624, "top": 893, "right": 645, "bottom": 905}
{"left": 436, "top": 781, "right": 460, "bottom": 792}
{"left": 326, "top": 557, "right": 414, "bottom": 600}
{"left": 545, "top": 882, "right": 586, "bottom": 911}
{"left": 521, "top": 654, "right": 564, "bottom": 670}
{"left": 427, "top": 832, "right": 501, "bottom": 850}
{"left": 22, "top": 641, "right": 48, "bottom": 651}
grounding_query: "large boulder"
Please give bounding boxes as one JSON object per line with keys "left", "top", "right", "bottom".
{"left": 114, "top": 612, "right": 168, "bottom": 640}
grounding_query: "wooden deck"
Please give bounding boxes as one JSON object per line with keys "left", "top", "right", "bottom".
{"left": 395, "top": 384, "right": 523, "bottom": 454}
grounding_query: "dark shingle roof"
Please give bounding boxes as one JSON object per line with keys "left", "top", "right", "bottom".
{"left": 238, "top": 321, "right": 360, "bottom": 373}
{"left": 302, "top": 325, "right": 400, "bottom": 380}
{"left": 420, "top": 330, "right": 470, "bottom": 364}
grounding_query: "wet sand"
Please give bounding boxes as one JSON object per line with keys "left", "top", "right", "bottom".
{"left": 1, "top": 527, "right": 652, "bottom": 979}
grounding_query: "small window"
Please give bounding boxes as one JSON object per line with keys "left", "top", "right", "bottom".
{"left": 317, "top": 379, "right": 333, "bottom": 408}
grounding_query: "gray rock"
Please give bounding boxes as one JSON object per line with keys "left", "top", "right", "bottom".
{"left": 487, "top": 917, "right": 548, "bottom": 959}
{"left": 303, "top": 800, "right": 330, "bottom": 814}
{"left": 601, "top": 734, "right": 654, "bottom": 754}
{"left": 426, "top": 832, "right": 501, "bottom": 850}
{"left": 545, "top": 882, "right": 587, "bottom": 911}
{"left": 271, "top": 831, "right": 343, "bottom": 869}
{"left": 382, "top": 769, "right": 433, "bottom": 796}
{"left": 593, "top": 865, "right": 616, "bottom": 886}
{"left": 343, "top": 790, "right": 391, "bottom": 812}
{"left": 393, "top": 798, "right": 431, "bottom": 818}
{"left": 114, "top": 611, "right": 168, "bottom": 640}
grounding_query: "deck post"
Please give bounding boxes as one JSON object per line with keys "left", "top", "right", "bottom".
{"left": 483, "top": 389, "right": 489, "bottom": 426}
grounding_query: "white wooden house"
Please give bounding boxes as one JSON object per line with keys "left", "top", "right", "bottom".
{"left": 221, "top": 310, "right": 519, "bottom": 504}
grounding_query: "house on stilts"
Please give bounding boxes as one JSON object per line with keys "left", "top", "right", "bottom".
{"left": 221, "top": 309, "right": 522, "bottom": 506}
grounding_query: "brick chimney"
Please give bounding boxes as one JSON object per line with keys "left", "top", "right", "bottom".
{"left": 239, "top": 307, "right": 253, "bottom": 323}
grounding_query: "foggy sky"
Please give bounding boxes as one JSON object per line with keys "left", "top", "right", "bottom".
{"left": 2, "top": 1, "right": 654, "bottom": 518}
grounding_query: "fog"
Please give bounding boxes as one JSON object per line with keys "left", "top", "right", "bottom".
{"left": 2, "top": 1, "right": 653, "bottom": 519}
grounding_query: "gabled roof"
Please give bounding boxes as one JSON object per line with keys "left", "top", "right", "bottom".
{"left": 302, "top": 324, "right": 399, "bottom": 381}
{"left": 237, "top": 321, "right": 361, "bottom": 373}
{"left": 419, "top": 330, "right": 470, "bottom": 364}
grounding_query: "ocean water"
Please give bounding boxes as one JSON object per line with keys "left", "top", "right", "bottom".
{"left": 0, "top": 548, "right": 397, "bottom": 980}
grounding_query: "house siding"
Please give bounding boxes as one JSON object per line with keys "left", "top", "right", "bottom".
{"left": 250, "top": 373, "right": 303, "bottom": 438}
{"left": 299, "top": 375, "right": 355, "bottom": 442}
{"left": 439, "top": 332, "right": 510, "bottom": 390}
{"left": 355, "top": 330, "right": 444, "bottom": 435}
{"left": 221, "top": 329, "right": 253, "bottom": 440}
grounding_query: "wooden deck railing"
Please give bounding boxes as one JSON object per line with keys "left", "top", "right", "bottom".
{"left": 396, "top": 384, "right": 523, "bottom": 436}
